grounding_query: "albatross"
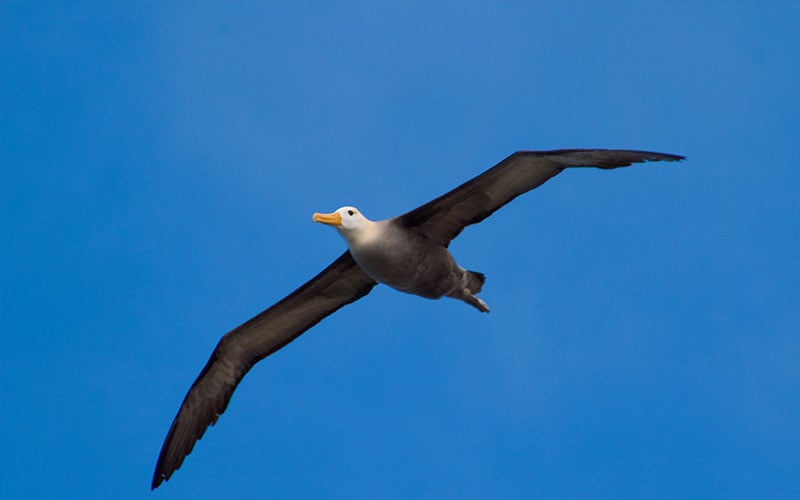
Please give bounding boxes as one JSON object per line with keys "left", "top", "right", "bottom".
{"left": 152, "top": 148, "right": 683, "bottom": 488}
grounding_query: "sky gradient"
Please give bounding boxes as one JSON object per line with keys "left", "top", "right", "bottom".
{"left": 2, "top": 2, "right": 799, "bottom": 499}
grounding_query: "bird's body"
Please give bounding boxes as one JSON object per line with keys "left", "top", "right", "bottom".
{"left": 350, "top": 220, "right": 456, "bottom": 297}
{"left": 152, "top": 149, "right": 684, "bottom": 489}
{"left": 317, "top": 211, "right": 488, "bottom": 310}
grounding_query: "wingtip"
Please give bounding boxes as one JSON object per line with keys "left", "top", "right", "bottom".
{"left": 151, "top": 473, "right": 165, "bottom": 490}
{"left": 620, "top": 150, "right": 686, "bottom": 164}
{"left": 657, "top": 152, "right": 686, "bottom": 162}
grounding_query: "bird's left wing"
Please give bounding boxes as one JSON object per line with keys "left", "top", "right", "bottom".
{"left": 152, "top": 251, "right": 376, "bottom": 489}
{"left": 398, "top": 149, "right": 684, "bottom": 246}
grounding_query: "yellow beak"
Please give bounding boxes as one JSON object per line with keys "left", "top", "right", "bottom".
{"left": 312, "top": 211, "right": 342, "bottom": 227}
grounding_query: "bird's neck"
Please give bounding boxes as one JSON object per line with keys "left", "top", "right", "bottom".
{"left": 338, "top": 220, "right": 382, "bottom": 250}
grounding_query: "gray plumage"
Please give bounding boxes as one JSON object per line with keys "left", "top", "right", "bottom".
{"left": 339, "top": 217, "right": 489, "bottom": 311}
{"left": 152, "top": 148, "right": 684, "bottom": 489}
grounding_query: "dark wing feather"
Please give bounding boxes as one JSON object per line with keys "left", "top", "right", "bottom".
{"left": 398, "top": 149, "right": 684, "bottom": 246}
{"left": 152, "top": 251, "right": 376, "bottom": 489}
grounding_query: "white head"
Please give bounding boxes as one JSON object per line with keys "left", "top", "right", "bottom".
{"left": 312, "top": 206, "right": 375, "bottom": 245}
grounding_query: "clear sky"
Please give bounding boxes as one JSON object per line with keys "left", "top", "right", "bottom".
{"left": 2, "top": 2, "right": 799, "bottom": 499}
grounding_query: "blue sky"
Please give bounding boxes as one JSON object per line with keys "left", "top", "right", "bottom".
{"left": 2, "top": 2, "right": 799, "bottom": 498}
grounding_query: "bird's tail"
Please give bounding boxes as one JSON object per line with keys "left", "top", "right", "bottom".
{"left": 452, "top": 270, "right": 489, "bottom": 313}
{"left": 466, "top": 270, "right": 485, "bottom": 294}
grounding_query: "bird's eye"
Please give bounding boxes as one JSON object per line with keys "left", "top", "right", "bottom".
{"left": 347, "top": 210, "right": 355, "bottom": 216}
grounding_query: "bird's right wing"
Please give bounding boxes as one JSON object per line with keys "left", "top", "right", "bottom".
{"left": 398, "top": 149, "right": 684, "bottom": 246}
{"left": 152, "top": 251, "right": 376, "bottom": 489}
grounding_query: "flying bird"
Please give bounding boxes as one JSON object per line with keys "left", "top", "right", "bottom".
{"left": 152, "top": 148, "right": 683, "bottom": 488}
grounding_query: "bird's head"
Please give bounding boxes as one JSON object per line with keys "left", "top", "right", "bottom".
{"left": 313, "top": 206, "right": 374, "bottom": 244}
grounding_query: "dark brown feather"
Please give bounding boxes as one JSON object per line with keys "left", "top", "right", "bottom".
{"left": 398, "top": 149, "right": 684, "bottom": 245}
{"left": 152, "top": 251, "right": 376, "bottom": 489}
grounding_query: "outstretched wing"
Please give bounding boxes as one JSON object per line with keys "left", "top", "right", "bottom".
{"left": 152, "top": 251, "right": 376, "bottom": 489}
{"left": 398, "top": 149, "right": 684, "bottom": 246}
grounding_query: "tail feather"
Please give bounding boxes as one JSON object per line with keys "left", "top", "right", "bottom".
{"left": 462, "top": 270, "right": 489, "bottom": 312}
{"left": 466, "top": 270, "right": 485, "bottom": 294}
